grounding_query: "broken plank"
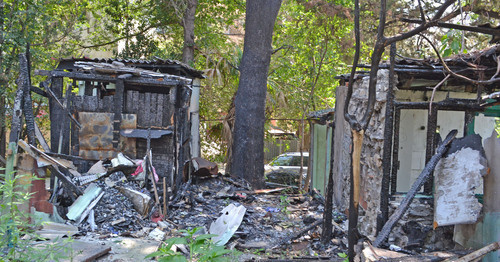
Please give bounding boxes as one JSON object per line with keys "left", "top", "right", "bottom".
{"left": 253, "top": 187, "right": 292, "bottom": 194}
{"left": 44, "top": 82, "right": 81, "bottom": 129}
{"left": 444, "top": 241, "right": 500, "bottom": 262}
{"left": 34, "top": 121, "right": 51, "bottom": 152}
{"left": 76, "top": 191, "right": 105, "bottom": 225}
{"left": 67, "top": 183, "right": 102, "bottom": 221}
{"left": 374, "top": 129, "right": 458, "bottom": 247}
{"left": 272, "top": 219, "right": 323, "bottom": 249}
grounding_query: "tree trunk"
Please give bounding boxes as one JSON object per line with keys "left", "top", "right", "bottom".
{"left": 231, "top": 0, "right": 282, "bottom": 189}
{"left": 182, "top": 0, "right": 198, "bottom": 65}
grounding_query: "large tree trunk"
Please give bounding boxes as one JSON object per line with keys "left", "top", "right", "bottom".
{"left": 182, "top": 0, "right": 198, "bottom": 65}
{"left": 231, "top": 0, "right": 282, "bottom": 189}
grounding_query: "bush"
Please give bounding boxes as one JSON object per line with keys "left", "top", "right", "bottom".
{"left": 0, "top": 169, "right": 72, "bottom": 261}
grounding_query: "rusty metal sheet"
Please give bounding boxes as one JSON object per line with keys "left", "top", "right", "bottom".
{"left": 78, "top": 112, "right": 137, "bottom": 160}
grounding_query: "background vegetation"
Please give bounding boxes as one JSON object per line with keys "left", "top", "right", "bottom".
{"left": 0, "top": 0, "right": 498, "bottom": 162}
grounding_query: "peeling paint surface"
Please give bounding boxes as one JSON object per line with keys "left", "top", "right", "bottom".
{"left": 434, "top": 147, "right": 485, "bottom": 226}
{"left": 78, "top": 112, "right": 137, "bottom": 160}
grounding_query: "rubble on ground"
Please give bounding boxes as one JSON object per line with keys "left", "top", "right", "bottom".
{"left": 52, "top": 158, "right": 349, "bottom": 259}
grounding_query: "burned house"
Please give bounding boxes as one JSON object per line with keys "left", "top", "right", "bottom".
{"left": 312, "top": 45, "right": 500, "bottom": 260}
{"left": 36, "top": 58, "right": 204, "bottom": 189}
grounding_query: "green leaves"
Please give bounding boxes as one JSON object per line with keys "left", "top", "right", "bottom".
{"left": 0, "top": 170, "right": 73, "bottom": 261}
{"left": 145, "top": 227, "right": 238, "bottom": 261}
{"left": 440, "top": 30, "right": 465, "bottom": 57}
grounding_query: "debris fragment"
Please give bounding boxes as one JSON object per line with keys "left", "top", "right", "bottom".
{"left": 148, "top": 228, "right": 166, "bottom": 241}
{"left": 209, "top": 204, "right": 247, "bottom": 246}
{"left": 67, "top": 183, "right": 103, "bottom": 221}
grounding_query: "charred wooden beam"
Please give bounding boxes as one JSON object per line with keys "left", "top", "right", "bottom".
{"left": 394, "top": 98, "right": 483, "bottom": 111}
{"left": 44, "top": 80, "right": 81, "bottom": 129}
{"left": 5, "top": 87, "right": 24, "bottom": 179}
{"left": 390, "top": 108, "right": 401, "bottom": 194}
{"left": 374, "top": 129, "right": 458, "bottom": 247}
{"left": 30, "top": 85, "right": 48, "bottom": 97}
{"left": 19, "top": 53, "right": 36, "bottom": 146}
{"left": 378, "top": 43, "right": 396, "bottom": 233}
{"left": 35, "top": 69, "right": 181, "bottom": 87}
{"left": 424, "top": 107, "right": 438, "bottom": 194}
{"left": 112, "top": 79, "right": 125, "bottom": 149}
{"left": 321, "top": 122, "right": 335, "bottom": 244}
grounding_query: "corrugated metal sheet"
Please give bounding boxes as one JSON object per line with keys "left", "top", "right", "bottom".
{"left": 59, "top": 57, "right": 205, "bottom": 79}
{"left": 78, "top": 112, "right": 137, "bottom": 160}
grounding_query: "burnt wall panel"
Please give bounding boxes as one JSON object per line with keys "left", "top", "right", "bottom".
{"left": 137, "top": 136, "right": 174, "bottom": 178}
{"left": 156, "top": 94, "right": 164, "bottom": 126}
{"left": 138, "top": 92, "right": 145, "bottom": 127}
{"left": 144, "top": 92, "right": 152, "bottom": 127}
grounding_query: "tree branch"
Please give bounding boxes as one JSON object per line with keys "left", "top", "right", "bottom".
{"left": 343, "top": 0, "right": 362, "bottom": 131}
{"left": 420, "top": 34, "right": 500, "bottom": 85}
{"left": 402, "top": 18, "right": 500, "bottom": 36}
{"left": 417, "top": 0, "right": 427, "bottom": 22}
{"left": 272, "top": 45, "right": 293, "bottom": 54}
{"left": 80, "top": 23, "right": 160, "bottom": 49}
{"left": 385, "top": 0, "right": 456, "bottom": 45}
{"left": 443, "top": 3, "right": 500, "bottom": 21}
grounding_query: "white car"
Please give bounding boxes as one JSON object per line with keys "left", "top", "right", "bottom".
{"left": 265, "top": 152, "right": 309, "bottom": 186}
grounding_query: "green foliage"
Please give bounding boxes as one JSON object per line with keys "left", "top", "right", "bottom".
{"left": 337, "top": 252, "right": 348, "bottom": 262}
{"left": 279, "top": 195, "right": 290, "bottom": 215}
{"left": 0, "top": 170, "right": 72, "bottom": 261}
{"left": 440, "top": 30, "right": 465, "bottom": 57}
{"left": 146, "top": 227, "right": 240, "bottom": 262}
{"left": 269, "top": 1, "right": 353, "bottom": 120}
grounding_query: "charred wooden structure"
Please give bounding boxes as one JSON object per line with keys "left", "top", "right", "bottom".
{"left": 36, "top": 58, "right": 204, "bottom": 189}
{"left": 319, "top": 44, "right": 500, "bottom": 255}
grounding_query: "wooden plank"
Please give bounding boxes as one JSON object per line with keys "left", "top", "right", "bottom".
{"left": 138, "top": 92, "right": 145, "bottom": 127}
{"left": 60, "top": 84, "right": 73, "bottom": 155}
{"left": 70, "top": 96, "right": 79, "bottom": 156}
{"left": 144, "top": 92, "right": 152, "bottom": 127}
{"left": 163, "top": 89, "right": 175, "bottom": 126}
{"left": 34, "top": 121, "right": 50, "bottom": 152}
{"left": 72, "top": 96, "right": 83, "bottom": 111}
{"left": 156, "top": 93, "right": 164, "bottom": 126}
{"left": 83, "top": 96, "right": 97, "bottom": 112}
{"left": 104, "top": 95, "right": 114, "bottom": 112}
{"left": 150, "top": 94, "right": 157, "bottom": 126}
{"left": 113, "top": 80, "right": 125, "bottom": 149}
{"left": 132, "top": 91, "right": 139, "bottom": 113}
{"left": 84, "top": 81, "right": 93, "bottom": 96}
{"left": 97, "top": 94, "right": 103, "bottom": 112}
{"left": 126, "top": 90, "right": 134, "bottom": 113}
{"left": 49, "top": 77, "right": 63, "bottom": 152}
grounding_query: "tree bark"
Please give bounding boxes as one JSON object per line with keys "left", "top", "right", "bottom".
{"left": 182, "top": 0, "right": 198, "bottom": 65}
{"left": 231, "top": 0, "right": 282, "bottom": 189}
